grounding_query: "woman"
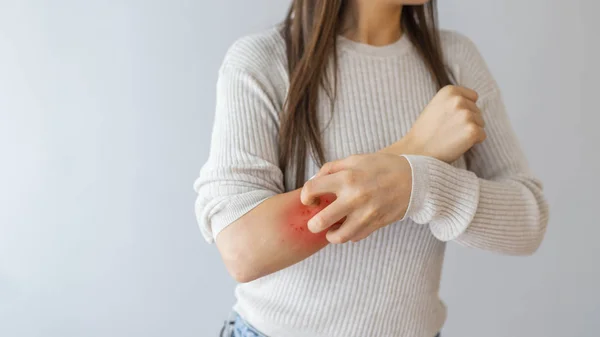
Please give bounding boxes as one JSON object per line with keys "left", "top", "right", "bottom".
{"left": 194, "top": 0, "right": 549, "bottom": 336}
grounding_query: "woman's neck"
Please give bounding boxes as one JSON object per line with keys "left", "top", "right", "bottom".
{"left": 340, "top": 1, "right": 403, "bottom": 46}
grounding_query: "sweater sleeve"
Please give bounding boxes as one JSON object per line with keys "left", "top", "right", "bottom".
{"left": 193, "top": 62, "right": 284, "bottom": 243}
{"left": 401, "top": 35, "right": 549, "bottom": 256}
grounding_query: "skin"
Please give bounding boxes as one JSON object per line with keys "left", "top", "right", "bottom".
{"left": 216, "top": 191, "right": 335, "bottom": 283}
{"left": 216, "top": 0, "right": 486, "bottom": 283}
{"left": 341, "top": 0, "right": 431, "bottom": 46}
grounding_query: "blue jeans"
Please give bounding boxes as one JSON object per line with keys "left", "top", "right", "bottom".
{"left": 220, "top": 311, "right": 441, "bottom": 337}
{"left": 220, "top": 312, "right": 267, "bottom": 337}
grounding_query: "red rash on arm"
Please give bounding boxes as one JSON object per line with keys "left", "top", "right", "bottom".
{"left": 282, "top": 193, "right": 339, "bottom": 246}
{"left": 217, "top": 189, "right": 346, "bottom": 282}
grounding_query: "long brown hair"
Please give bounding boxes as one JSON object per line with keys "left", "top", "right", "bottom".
{"left": 279, "top": 0, "right": 453, "bottom": 188}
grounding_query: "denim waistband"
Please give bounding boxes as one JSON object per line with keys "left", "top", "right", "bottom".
{"left": 220, "top": 311, "right": 267, "bottom": 337}
{"left": 220, "top": 311, "right": 441, "bottom": 337}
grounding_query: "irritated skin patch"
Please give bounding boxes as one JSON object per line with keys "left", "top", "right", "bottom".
{"left": 282, "top": 193, "right": 340, "bottom": 246}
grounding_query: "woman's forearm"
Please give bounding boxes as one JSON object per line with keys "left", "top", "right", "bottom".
{"left": 378, "top": 136, "right": 421, "bottom": 156}
{"left": 216, "top": 137, "right": 416, "bottom": 283}
{"left": 216, "top": 189, "right": 336, "bottom": 283}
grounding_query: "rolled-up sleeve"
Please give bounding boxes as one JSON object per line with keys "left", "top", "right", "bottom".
{"left": 193, "top": 62, "right": 283, "bottom": 243}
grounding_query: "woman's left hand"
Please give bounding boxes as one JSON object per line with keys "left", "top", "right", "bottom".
{"left": 301, "top": 153, "right": 413, "bottom": 244}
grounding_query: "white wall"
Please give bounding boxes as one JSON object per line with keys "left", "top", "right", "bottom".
{"left": 1, "top": 1, "right": 598, "bottom": 336}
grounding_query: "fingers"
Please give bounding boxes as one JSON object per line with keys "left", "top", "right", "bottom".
{"left": 442, "top": 85, "right": 479, "bottom": 102}
{"left": 456, "top": 99, "right": 484, "bottom": 125}
{"left": 301, "top": 172, "right": 343, "bottom": 205}
{"left": 325, "top": 202, "right": 383, "bottom": 244}
{"left": 465, "top": 100, "right": 484, "bottom": 126}
{"left": 468, "top": 124, "right": 487, "bottom": 144}
{"left": 325, "top": 212, "right": 362, "bottom": 244}
{"left": 475, "top": 126, "right": 487, "bottom": 143}
{"left": 458, "top": 108, "right": 485, "bottom": 129}
{"left": 314, "top": 155, "right": 362, "bottom": 179}
{"left": 454, "top": 86, "right": 479, "bottom": 102}
{"left": 328, "top": 219, "right": 375, "bottom": 244}
{"left": 312, "top": 161, "right": 335, "bottom": 180}
{"left": 453, "top": 96, "right": 485, "bottom": 130}
{"left": 471, "top": 110, "right": 485, "bottom": 128}
{"left": 461, "top": 99, "right": 480, "bottom": 115}
{"left": 307, "top": 199, "right": 351, "bottom": 234}
{"left": 316, "top": 159, "right": 344, "bottom": 178}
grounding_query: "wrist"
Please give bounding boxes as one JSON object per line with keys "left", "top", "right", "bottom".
{"left": 379, "top": 133, "right": 423, "bottom": 156}
{"left": 394, "top": 155, "right": 414, "bottom": 221}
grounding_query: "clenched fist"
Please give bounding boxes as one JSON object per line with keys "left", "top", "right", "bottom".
{"left": 402, "top": 85, "right": 486, "bottom": 163}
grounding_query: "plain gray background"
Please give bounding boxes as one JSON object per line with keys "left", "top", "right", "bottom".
{"left": 1, "top": 0, "right": 598, "bottom": 336}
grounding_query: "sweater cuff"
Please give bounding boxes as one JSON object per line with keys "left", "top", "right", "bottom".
{"left": 197, "top": 189, "right": 276, "bottom": 243}
{"left": 400, "top": 155, "right": 481, "bottom": 241}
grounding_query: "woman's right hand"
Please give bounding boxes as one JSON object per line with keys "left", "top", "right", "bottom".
{"left": 400, "top": 85, "right": 487, "bottom": 163}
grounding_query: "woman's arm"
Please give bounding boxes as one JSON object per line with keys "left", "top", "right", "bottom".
{"left": 215, "top": 190, "right": 335, "bottom": 283}
{"left": 393, "top": 35, "right": 549, "bottom": 255}
{"left": 300, "top": 85, "right": 486, "bottom": 244}
{"left": 302, "top": 84, "right": 547, "bottom": 255}
{"left": 194, "top": 50, "right": 369, "bottom": 283}
{"left": 401, "top": 88, "right": 549, "bottom": 255}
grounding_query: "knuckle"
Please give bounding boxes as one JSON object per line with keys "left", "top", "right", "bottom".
{"left": 343, "top": 170, "right": 357, "bottom": 185}
{"left": 441, "top": 85, "right": 455, "bottom": 95}
{"left": 459, "top": 109, "right": 472, "bottom": 121}
{"left": 359, "top": 212, "right": 372, "bottom": 225}
{"left": 452, "top": 96, "right": 465, "bottom": 109}
{"left": 465, "top": 124, "right": 479, "bottom": 139}
{"left": 368, "top": 207, "right": 380, "bottom": 220}
{"left": 351, "top": 190, "right": 369, "bottom": 205}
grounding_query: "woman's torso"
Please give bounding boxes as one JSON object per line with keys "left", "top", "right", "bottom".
{"left": 227, "top": 27, "right": 470, "bottom": 337}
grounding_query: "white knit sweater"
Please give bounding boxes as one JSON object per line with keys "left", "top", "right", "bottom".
{"left": 193, "top": 27, "right": 549, "bottom": 337}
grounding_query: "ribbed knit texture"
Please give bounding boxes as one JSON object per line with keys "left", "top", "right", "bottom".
{"left": 193, "top": 27, "right": 549, "bottom": 337}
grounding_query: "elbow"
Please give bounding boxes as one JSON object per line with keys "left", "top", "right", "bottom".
{"left": 516, "top": 235, "right": 544, "bottom": 256}
{"left": 525, "top": 197, "right": 550, "bottom": 256}
{"left": 510, "top": 191, "right": 550, "bottom": 256}
{"left": 226, "top": 265, "right": 259, "bottom": 284}
{"left": 513, "top": 215, "right": 549, "bottom": 257}
{"left": 222, "top": 255, "right": 263, "bottom": 283}
{"left": 480, "top": 210, "right": 549, "bottom": 257}
{"left": 216, "top": 229, "right": 266, "bottom": 283}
